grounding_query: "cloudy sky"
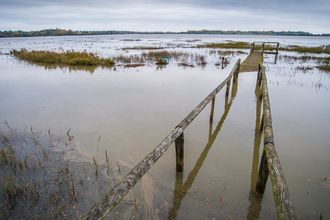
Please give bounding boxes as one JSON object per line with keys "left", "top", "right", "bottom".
{"left": 0, "top": 0, "right": 329, "bottom": 34}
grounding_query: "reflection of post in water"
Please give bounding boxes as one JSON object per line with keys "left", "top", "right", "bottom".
{"left": 168, "top": 79, "right": 238, "bottom": 219}
{"left": 247, "top": 77, "right": 264, "bottom": 219}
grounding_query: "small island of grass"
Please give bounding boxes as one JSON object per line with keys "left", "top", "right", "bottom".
{"left": 11, "top": 48, "right": 115, "bottom": 67}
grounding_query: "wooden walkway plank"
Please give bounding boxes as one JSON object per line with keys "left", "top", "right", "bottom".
{"left": 239, "top": 51, "right": 263, "bottom": 72}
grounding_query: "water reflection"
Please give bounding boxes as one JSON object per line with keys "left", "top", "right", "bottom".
{"left": 247, "top": 76, "right": 264, "bottom": 219}
{"left": 168, "top": 79, "right": 238, "bottom": 219}
{"left": 17, "top": 60, "right": 113, "bottom": 74}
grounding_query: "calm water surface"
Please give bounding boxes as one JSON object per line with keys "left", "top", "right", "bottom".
{"left": 0, "top": 34, "right": 329, "bottom": 219}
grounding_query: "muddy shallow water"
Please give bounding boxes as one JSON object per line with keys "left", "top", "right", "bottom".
{"left": 0, "top": 34, "right": 330, "bottom": 219}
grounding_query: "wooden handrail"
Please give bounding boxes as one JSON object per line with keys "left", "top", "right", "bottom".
{"left": 80, "top": 59, "right": 241, "bottom": 219}
{"left": 256, "top": 62, "right": 297, "bottom": 220}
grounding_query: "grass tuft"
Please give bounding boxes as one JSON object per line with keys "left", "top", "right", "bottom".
{"left": 11, "top": 48, "right": 115, "bottom": 67}
{"left": 279, "top": 45, "right": 330, "bottom": 54}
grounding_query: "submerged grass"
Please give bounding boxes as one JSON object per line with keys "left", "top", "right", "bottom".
{"left": 11, "top": 48, "right": 115, "bottom": 67}
{"left": 0, "top": 122, "right": 121, "bottom": 219}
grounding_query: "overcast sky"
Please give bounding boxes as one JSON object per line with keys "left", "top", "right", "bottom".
{"left": 0, "top": 0, "right": 329, "bottom": 34}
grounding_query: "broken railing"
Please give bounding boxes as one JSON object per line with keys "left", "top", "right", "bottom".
{"left": 251, "top": 42, "right": 280, "bottom": 55}
{"left": 80, "top": 60, "right": 241, "bottom": 219}
{"left": 255, "top": 62, "right": 297, "bottom": 220}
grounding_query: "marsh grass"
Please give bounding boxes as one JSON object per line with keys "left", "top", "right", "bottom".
{"left": 279, "top": 45, "right": 330, "bottom": 54}
{"left": 197, "top": 41, "right": 251, "bottom": 49}
{"left": 122, "top": 46, "right": 164, "bottom": 50}
{"left": 122, "top": 39, "right": 141, "bottom": 41}
{"left": 0, "top": 122, "right": 121, "bottom": 219}
{"left": 112, "top": 50, "right": 207, "bottom": 67}
{"left": 124, "top": 63, "right": 145, "bottom": 68}
{"left": 11, "top": 48, "right": 115, "bottom": 67}
{"left": 280, "top": 55, "right": 330, "bottom": 72}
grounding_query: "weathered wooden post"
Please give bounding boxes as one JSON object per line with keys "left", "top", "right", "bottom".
{"left": 233, "top": 62, "right": 239, "bottom": 83}
{"left": 175, "top": 132, "right": 184, "bottom": 172}
{"left": 250, "top": 42, "right": 255, "bottom": 54}
{"left": 262, "top": 43, "right": 265, "bottom": 53}
{"left": 210, "top": 97, "right": 215, "bottom": 122}
{"left": 226, "top": 78, "right": 231, "bottom": 97}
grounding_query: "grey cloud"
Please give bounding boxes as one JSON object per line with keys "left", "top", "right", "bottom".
{"left": 0, "top": 0, "right": 329, "bottom": 33}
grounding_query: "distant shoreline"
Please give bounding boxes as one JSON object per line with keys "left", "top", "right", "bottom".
{"left": 1, "top": 29, "right": 330, "bottom": 38}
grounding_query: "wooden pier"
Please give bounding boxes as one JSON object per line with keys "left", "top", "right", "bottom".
{"left": 81, "top": 42, "right": 296, "bottom": 220}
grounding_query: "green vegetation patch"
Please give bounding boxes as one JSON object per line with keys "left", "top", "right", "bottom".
{"left": 122, "top": 46, "right": 164, "bottom": 50}
{"left": 316, "top": 65, "right": 330, "bottom": 72}
{"left": 198, "top": 41, "right": 251, "bottom": 49}
{"left": 279, "top": 45, "right": 330, "bottom": 54}
{"left": 11, "top": 48, "right": 115, "bottom": 66}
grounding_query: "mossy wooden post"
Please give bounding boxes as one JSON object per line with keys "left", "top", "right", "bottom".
{"left": 233, "top": 61, "right": 240, "bottom": 83}
{"left": 257, "top": 63, "right": 262, "bottom": 86}
{"left": 175, "top": 132, "right": 184, "bottom": 172}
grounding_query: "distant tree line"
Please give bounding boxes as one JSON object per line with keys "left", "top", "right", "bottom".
{"left": 0, "top": 28, "right": 329, "bottom": 38}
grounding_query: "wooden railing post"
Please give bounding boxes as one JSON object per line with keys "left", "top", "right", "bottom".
{"left": 250, "top": 42, "right": 255, "bottom": 54}
{"left": 210, "top": 97, "right": 215, "bottom": 122}
{"left": 226, "top": 79, "right": 231, "bottom": 97}
{"left": 175, "top": 132, "right": 184, "bottom": 172}
{"left": 262, "top": 43, "right": 265, "bottom": 53}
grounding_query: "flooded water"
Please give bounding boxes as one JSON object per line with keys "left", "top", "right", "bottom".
{"left": 0, "top": 34, "right": 330, "bottom": 219}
